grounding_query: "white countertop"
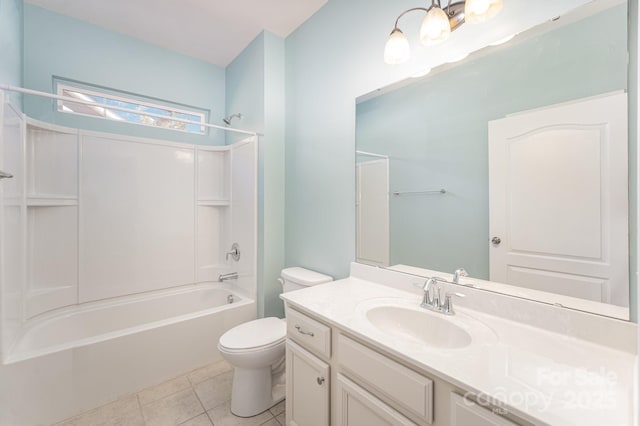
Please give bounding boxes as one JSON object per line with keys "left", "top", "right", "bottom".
{"left": 281, "top": 277, "right": 636, "bottom": 426}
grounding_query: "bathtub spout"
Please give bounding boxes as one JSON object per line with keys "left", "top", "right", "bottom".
{"left": 219, "top": 272, "right": 238, "bottom": 282}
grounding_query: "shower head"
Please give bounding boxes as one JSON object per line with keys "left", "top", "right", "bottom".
{"left": 223, "top": 113, "right": 243, "bottom": 125}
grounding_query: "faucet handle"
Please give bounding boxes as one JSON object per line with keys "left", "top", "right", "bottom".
{"left": 421, "top": 277, "right": 438, "bottom": 307}
{"left": 441, "top": 292, "right": 465, "bottom": 315}
{"left": 226, "top": 243, "right": 240, "bottom": 261}
{"left": 453, "top": 268, "right": 469, "bottom": 284}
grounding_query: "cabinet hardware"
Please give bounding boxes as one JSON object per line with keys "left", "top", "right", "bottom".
{"left": 295, "top": 325, "right": 314, "bottom": 337}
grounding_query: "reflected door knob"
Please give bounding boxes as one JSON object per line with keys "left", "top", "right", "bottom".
{"left": 491, "top": 237, "right": 501, "bottom": 245}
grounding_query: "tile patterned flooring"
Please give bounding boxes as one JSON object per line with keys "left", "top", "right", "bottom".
{"left": 54, "top": 360, "right": 286, "bottom": 426}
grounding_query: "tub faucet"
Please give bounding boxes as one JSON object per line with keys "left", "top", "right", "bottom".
{"left": 218, "top": 272, "right": 238, "bottom": 282}
{"left": 453, "top": 268, "right": 468, "bottom": 284}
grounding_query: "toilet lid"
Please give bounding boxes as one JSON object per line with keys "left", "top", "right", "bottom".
{"left": 219, "top": 317, "right": 286, "bottom": 350}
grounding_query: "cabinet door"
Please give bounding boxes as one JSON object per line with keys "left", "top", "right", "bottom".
{"left": 337, "top": 374, "right": 416, "bottom": 426}
{"left": 450, "top": 393, "right": 519, "bottom": 426}
{"left": 285, "top": 340, "right": 329, "bottom": 426}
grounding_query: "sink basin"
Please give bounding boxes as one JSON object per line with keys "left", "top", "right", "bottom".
{"left": 356, "top": 298, "right": 497, "bottom": 350}
{"left": 366, "top": 306, "right": 472, "bottom": 349}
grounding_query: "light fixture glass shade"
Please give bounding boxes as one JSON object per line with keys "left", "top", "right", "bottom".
{"left": 384, "top": 28, "right": 411, "bottom": 64}
{"left": 464, "top": 0, "right": 503, "bottom": 24}
{"left": 419, "top": 6, "right": 451, "bottom": 46}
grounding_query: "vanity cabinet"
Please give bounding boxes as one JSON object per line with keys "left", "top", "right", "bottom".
{"left": 286, "top": 340, "right": 330, "bottom": 426}
{"left": 286, "top": 307, "right": 332, "bottom": 426}
{"left": 284, "top": 305, "right": 526, "bottom": 426}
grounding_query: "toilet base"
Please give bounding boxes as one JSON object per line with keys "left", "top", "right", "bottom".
{"left": 230, "top": 366, "right": 286, "bottom": 417}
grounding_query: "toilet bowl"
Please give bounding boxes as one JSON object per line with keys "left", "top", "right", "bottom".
{"left": 218, "top": 267, "right": 332, "bottom": 417}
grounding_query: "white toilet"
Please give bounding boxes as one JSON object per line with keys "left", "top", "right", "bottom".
{"left": 218, "top": 267, "right": 332, "bottom": 417}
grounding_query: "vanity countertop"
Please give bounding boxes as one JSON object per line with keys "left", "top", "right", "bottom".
{"left": 281, "top": 277, "right": 636, "bottom": 426}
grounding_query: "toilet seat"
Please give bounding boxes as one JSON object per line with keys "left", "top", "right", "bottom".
{"left": 218, "top": 317, "right": 286, "bottom": 352}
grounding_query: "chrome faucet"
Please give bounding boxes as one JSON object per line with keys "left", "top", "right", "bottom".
{"left": 218, "top": 272, "right": 238, "bottom": 282}
{"left": 420, "top": 277, "right": 465, "bottom": 315}
{"left": 421, "top": 277, "right": 440, "bottom": 308}
{"left": 452, "top": 268, "right": 468, "bottom": 284}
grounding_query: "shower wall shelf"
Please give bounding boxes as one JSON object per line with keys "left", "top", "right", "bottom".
{"left": 197, "top": 200, "right": 231, "bottom": 207}
{"left": 26, "top": 198, "right": 79, "bottom": 207}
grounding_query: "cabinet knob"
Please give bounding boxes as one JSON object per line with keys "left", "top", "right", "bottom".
{"left": 317, "top": 377, "right": 325, "bottom": 385}
{"left": 491, "top": 236, "right": 501, "bottom": 245}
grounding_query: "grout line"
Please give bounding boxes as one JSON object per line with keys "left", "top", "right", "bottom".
{"left": 191, "top": 381, "right": 208, "bottom": 414}
{"left": 135, "top": 393, "right": 146, "bottom": 425}
{"left": 204, "top": 409, "right": 216, "bottom": 426}
{"left": 138, "top": 374, "right": 194, "bottom": 407}
{"left": 188, "top": 367, "right": 234, "bottom": 387}
{"left": 177, "top": 411, "right": 207, "bottom": 426}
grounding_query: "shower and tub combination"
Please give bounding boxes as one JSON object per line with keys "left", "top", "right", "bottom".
{"left": 0, "top": 88, "right": 257, "bottom": 425}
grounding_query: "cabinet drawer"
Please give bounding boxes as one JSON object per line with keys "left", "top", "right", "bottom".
{"left": 286, "top": 307, "right": 331, "bottom": 358}
{"left": 338, "top": 334, "right": 433, "bottom": 424}
{"left": 450, "top": 393, "right": 519, "bottom": 426}
{"left": 337, "top": 374, "right": 416, "bottom": 426}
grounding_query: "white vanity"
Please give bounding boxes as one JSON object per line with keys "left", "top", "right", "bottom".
{"left": 280, "top": 263, "right": 637, "bottom": 426}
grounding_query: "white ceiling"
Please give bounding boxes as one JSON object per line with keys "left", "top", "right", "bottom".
{"left": 25, "top": 0, "right": 328, "bottom": 67}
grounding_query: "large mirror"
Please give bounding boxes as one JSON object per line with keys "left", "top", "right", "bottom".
{"left": 355, "top": 0, "right": 632, "bottom": 319}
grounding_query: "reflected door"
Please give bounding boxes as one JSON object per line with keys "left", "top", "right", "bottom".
{"left": 488, "top": 92, "right": 628, "bottom": 305}
{"left": 356, "top": 159, "right": 389, "bottom": 267}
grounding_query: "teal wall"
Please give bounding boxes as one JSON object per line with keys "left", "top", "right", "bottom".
{"left": 23, "top": 4, "right": 226, "bottom": 145}
{"left": 0, "top": 0, "right": 23, "bottom": 107}
{"left": 357, "top": 6, "right": 628, "bottom": 285}
{"left": 262, "top": 32, "right": 287, "bottom": 318}
{"left": 226, "top": 31, "right": 286, "bottom": 318}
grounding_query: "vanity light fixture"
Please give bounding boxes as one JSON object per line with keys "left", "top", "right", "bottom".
{"left": 384, "top": 0, "right": 503, "bottom": 64}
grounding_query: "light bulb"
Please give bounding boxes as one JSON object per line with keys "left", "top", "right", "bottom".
{"left": 419, "top": 6, "right": 451, "bottom": 46}
{"left": 468, "top": 0, "right": 490, "bottom": 15}
{"left": 384, "top": 28, "right": 411, "bottom": 64}
{"left": 465, "top": 0, "right": 503, "bottom": 24}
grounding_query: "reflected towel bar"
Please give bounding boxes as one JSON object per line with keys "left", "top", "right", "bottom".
{"left": 392, "top": 189, "right": 446, "bottom": 196}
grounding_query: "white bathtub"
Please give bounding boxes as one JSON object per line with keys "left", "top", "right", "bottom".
{"left": 0, "top": 283, "right": 256, "bottom": 425}
{"left": 6, "top": 283, "right": 252, "bottom": 364}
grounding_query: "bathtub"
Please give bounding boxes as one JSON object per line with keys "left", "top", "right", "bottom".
{"left": 0, "top": 283, "right": 256, "bottom": 425}
{"left": 6, "top": 282, "right": 253, "bottom": 364}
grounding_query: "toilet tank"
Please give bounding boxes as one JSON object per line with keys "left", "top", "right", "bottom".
{"left": 280, "top": 267, "right": 332, "bottom": 293}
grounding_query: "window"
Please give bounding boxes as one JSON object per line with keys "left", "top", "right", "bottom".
{"left": 55, "top": 80, "right": 207, "bottom": 135}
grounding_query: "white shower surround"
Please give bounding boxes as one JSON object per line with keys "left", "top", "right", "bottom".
{"left": 0, "top": 98, "right": 259, "bottom": 424}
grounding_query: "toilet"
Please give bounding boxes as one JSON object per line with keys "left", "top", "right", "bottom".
{"left": 218, "top": 267, "right": 333, "bottom": 417}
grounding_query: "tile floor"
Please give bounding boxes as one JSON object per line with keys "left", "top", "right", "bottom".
{"left": 54, "top": 360, "right": 285, "bottom": 426}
